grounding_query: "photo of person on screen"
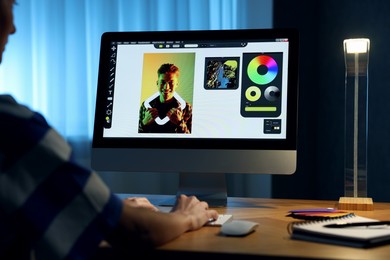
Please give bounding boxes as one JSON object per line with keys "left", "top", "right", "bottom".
{"left": 138, "top": 63, "right": 192, "bottom": 133}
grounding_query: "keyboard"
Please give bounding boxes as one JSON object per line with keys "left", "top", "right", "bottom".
{"left": 205, "top": 214, "right": 233, "bottom": 226}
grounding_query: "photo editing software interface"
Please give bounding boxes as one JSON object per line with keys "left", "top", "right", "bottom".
{"left": 101, "top": 34, "right": 292, "bottom": 141}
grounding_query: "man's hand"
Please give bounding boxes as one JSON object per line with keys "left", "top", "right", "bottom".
{"left": 167, "top": 107, "right": 183, "bottom": 125}
{"left": 142, "top": 107, "right": 159, "bottom": 126}
{"left": 170, "top": 194, "right": 219, "bottom": 231}
{"left": 123, "top": 197, "right": 159, "bottom": 212}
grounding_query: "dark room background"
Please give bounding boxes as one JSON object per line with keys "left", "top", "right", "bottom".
{"left": 272, "top": 0, "right": 390, "bottom": 202}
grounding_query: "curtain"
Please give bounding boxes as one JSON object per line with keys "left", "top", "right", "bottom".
{"left": 0, "top": 0, "right": 273, "bottom": 196}
{"left": 0, "top": 0, "right": 272, "bottom": 140}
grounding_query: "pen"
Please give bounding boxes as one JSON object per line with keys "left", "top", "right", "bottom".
{"left": 324, "top": 221, "right": 390, "bottom": 228}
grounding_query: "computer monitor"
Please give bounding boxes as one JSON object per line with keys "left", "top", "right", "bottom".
{"left": 91, "top": 28, "right": 299, "bottom": 207}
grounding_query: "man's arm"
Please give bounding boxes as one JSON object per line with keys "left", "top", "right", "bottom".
{"left": 107, "top": 194, "right": 218, "bottom": 253}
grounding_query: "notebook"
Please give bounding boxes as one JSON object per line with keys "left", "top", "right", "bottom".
{"left": 288, "top": 214, "right": 390, "bottom": 248}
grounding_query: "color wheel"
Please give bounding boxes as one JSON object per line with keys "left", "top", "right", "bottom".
{"left": 247, "top": 55, "right": 278, "bottom": 85}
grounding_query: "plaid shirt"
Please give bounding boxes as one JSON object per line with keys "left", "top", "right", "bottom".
{"left": 0, "top": 95, "right": 122, "bottom": 259}
{"left": 138, "top": 96, "right": 192, "bottom": 134}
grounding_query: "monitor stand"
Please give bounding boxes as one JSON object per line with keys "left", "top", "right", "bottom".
{"left": 160, "top": 172, "right": 228, "bottom": 207}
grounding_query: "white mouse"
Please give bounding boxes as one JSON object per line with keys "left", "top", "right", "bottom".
{"left": 220, "top": 220, "right": 258, "bottom": 236}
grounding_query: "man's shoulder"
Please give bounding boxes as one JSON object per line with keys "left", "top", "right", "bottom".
{"left": 0, "top": 94, "right": 17, "bottom": 104}
{"left": 0, "top": 95, "right": 34, "bottom": 119}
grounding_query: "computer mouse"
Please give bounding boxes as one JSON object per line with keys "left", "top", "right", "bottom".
{"left": 220, "top": 220, "right": 258, "bottom": 236}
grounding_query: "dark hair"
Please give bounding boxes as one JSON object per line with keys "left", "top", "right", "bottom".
{"left": 157, "top": 63, "right": 179, "bottom": 76}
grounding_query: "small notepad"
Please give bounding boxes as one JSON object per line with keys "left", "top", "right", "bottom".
{"left": 287, "top": 208, "right": 351, "bottom": 220}
{"left": 288, "top": 214, "right": 390, "bottom": 248}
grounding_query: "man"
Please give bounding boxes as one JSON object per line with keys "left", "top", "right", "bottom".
{"left": 0, "top": 0, "right": 218, "bottom": 259}
{"left": 139, "top": 63, "right": 192, "bottom": 133}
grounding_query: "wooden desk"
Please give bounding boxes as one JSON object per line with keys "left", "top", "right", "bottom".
{"left": 120, "top": 195, "right": 390, "bottom": 259}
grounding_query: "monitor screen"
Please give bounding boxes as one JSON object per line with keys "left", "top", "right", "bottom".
{"left": 92, "top": 28, "right": 299, "bottom": 206}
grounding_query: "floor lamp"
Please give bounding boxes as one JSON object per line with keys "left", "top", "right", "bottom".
{"left": 338, "top": 38, "right": 373, "bottom": 211}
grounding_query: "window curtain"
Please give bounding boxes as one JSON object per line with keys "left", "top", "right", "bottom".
{"left": 0, "top": 0, "right": 273, "bottom": 196}
{"left": 0, "top": 0, "right": 272, "bottom": 140}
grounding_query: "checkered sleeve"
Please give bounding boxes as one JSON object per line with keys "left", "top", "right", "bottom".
{"left": 0, "top": 95, "right": 123, "bottom": 259}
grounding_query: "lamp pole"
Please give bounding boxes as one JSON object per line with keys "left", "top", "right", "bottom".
{"left": 339, "top": 38, "right": 372, "bottom": 210}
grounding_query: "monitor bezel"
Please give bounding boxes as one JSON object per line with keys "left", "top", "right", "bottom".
{"left": 92, "top": 28, "right": 299, "bottom": 152}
